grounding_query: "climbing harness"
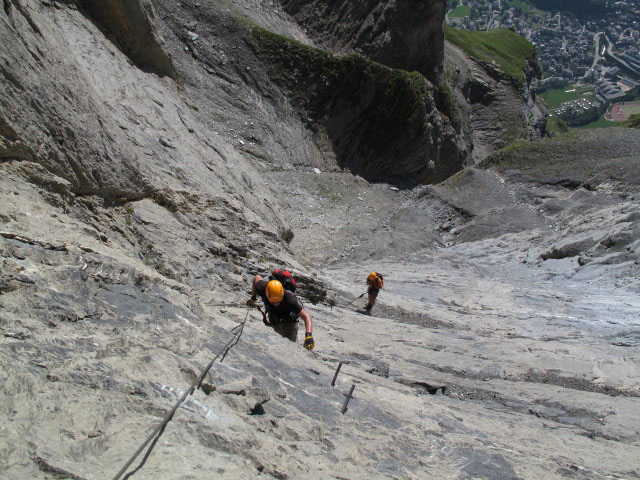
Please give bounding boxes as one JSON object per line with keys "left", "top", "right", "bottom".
{"left": 112, "top": 310, "right": 249, "bottom": 480}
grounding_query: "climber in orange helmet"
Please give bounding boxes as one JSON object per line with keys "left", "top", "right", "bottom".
{"left": 249, "top": 274, "right": 314, "bottom": 350}
{"left": 363, "top": 272, "right": 384, "bottom": 315}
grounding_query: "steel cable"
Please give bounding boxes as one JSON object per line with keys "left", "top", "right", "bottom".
{"left": 113, "top": 312, "right": 249, "bottom": 480}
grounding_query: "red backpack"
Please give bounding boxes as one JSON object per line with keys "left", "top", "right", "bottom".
{"left": 270, "top": 268, "right": 297, "bottom": 292}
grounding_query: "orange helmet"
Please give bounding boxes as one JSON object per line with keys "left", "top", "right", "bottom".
{"left": 367, "top": 272, "right": 378, "bottom": 283}
{"left": 266, "top": 280, "right": 284, "bottom": 303}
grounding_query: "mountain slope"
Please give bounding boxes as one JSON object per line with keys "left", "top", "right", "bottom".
{"left": 444, "top": 27, "right": 547, "bottom": 162}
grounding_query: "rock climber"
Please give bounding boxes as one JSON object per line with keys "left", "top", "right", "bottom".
{"left": 249, "top": 274, "right": 314, "bottom": 350}
{"left": 364, "top": 272, "right": 384, "bottom": 314}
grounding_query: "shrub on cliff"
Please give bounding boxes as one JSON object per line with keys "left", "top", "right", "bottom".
{"left": 622, "top": 114, "right": 640, "bottom": 129}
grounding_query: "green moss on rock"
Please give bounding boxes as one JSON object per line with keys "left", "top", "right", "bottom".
{"left": 247, "top": 25, "right": 463, "bottom": 184}
{"left": 249, "top": 26, "right": 431, "bottom": 127}
{"left": 546, "top": 116, "right": 570, "bottom": 136}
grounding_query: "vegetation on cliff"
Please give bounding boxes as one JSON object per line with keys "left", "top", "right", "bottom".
{"left": 248, "top": 26, "right": 430, "bottom": 128}
{"left": 545, "top": 116, "right": 570, "bottom": 136}
{"left": 444, "top": 26, "right": 536, "bottom": 87}
{"left": 247, "top": 25, "right": 464, "bottom": 184}
{"left": 481, "top": 129, "right": 640, "bottom": 188}
{"left": 623, "top": 114, "right": 640, "bottom": 129}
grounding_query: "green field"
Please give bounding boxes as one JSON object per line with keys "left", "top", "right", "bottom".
{"left": 508, "top": 0, "right": 532, "bottom": 13}
{"left": 540, "top": 87, "right": 594, "bottom": 109}
{"left": 448, "top": 5, "right": 471, "bottom": 17}
{"left": 620, "top": 103, "right": 640, "bottom": 117}
{"left": 575, "top": 114, "right": 618, "bottom": 129}
{"left": 506, "top": 0, "right": 547, "bottom": 23}
{"left": 444, "top": 27, "right": 536, "bottom": 86}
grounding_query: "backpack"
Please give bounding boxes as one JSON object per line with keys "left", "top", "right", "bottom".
{"left": 270, "top": 268, "right": 297, "bottom": 292}
{"left": 372, "top": 273, "right": 384, "bottom": 289}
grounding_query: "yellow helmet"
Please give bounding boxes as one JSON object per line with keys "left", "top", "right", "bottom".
{"left": 367, "top": 272, "right": 378, "bottom": 283}
{"left": 266, "top": 280, "right": 284, "bottom": 303}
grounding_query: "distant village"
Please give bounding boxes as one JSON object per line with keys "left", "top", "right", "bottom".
{"left": 447, "top": 0, "right": 640, "bottom": 126}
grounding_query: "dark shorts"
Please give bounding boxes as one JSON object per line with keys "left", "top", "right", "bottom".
{"left": 267, "top": 309, "right": 299, "bottom": 343}
{"left": 270, "top": 320, "right": 298, "bottom": 342}
{"left": 367, "top": 286, "right": 380, "bottom": 298}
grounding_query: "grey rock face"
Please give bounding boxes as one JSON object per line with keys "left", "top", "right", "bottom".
{"left": 280, "top": 0, "right": 446, "bottom": 82}
{"left": 1, "top": 0, "right": 154, "bottom": 197}
{"left": 77, "top": 0, "right": 176, "bottom": 78}
{"left": 248, "top": 27, "right": 466, "bottom": 185}
{"left": 149, "top": 0, "right": 467, "bottom": 187}
{"left": 445, "top": 42, "right": 547, "bottom": 163}
{"left": 523, "top": 63, "right": 547, "bottom": 140}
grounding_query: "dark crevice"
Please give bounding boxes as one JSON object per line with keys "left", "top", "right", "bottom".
{"left": 221, "top": 389, "right": 246, "bottom": 396}
{"left": 0, "top": 62, "right": 25, "bottom": 91}
{"left": 76, "top": 0, "right": 176, "bottom": 79}
{"left": 395, "top": 378, "right": 446, "bottom": 395}
{"left": 249, "top": 404, "right": 266, "bottom": 415}
{"left": 548, "top": 179, "right": 593, "bottom": 191}
{"left": 73, "top": 189, "right": 156, "bottom": 208}
{"left": 0, "top": 232, "right": 68, "bottom": 251}
{"left": 407, "top": 359, "right": 640, "bottom": 398}
{"left": 13, "top": 1, "right": 42, "bottom": 36}
{"left": 200, "top": 382, "right": 216, "bottom": 395}
{"left": 32, "top": 454, "right": 87, "bottom": 480}
{"left": 445, "top": 386, "right": 628, "bottom": 444}
{"left": 448, "top": 203, "right": 475, "bottom": 220}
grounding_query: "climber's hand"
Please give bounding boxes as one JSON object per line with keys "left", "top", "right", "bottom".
{"left": 303, "top": 332, "right": 315, "bottom": 351}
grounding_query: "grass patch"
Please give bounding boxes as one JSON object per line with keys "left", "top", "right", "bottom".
{"left": 620, "top": 103, "right": 640, "bottom": 117}
{"left": 316, "top": 184, "right": 342, "bottom": 203}
{"left": 540, "top": 88, "right": 586, "bottom": 109}
{"left": 546, "top": 115, "right": 570, "bottom": 136}
{"left": 249, "top": 25, "right": 431, "bottom": 128}
{"left": 480, "top": 127, "right": 640, "bottom": 190}
{"left": 444, "top": 26, "right": 536, "bottom": 87}
{"left": 448, "top": 5, "right": 471, "bottom": 17}
{"left": 575, "top": 114, "right": 617, "bottom": 129}
{"left": 436, "top": 82, "right": 454, "bottom": 120}
{"left": 575, "top": 86, "right": 595, "bottom": 94}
